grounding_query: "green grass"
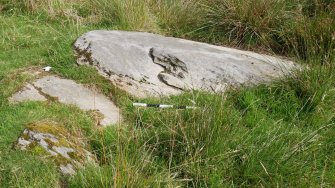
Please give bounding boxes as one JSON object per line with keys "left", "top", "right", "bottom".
{"left": 0, "top": 0, "right": 335, "bottom": 187}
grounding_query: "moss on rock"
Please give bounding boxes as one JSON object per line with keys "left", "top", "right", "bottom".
{"left": 26, "top": 122, "right": 68, "bottom": 136}
{"left": 15, "top": 121, "right": 96, "bottom": 175}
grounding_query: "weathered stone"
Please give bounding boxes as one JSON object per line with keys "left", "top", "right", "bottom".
{"left": 15, "top": 122, "right": 96, "bottom": 176}
{"left": 10, "top": 76, "right": 121, "bottom": 126}
{"left": 52, "top": 146, "right": 75, "bottom": 159}
{"left": 74, "top": 30, "right": 300, "bottom": 98}
{"left": 59, "top": 164, "right": 76, "bottom": 176}
{"left": 10, "top": 84, "right": 47, "bottom": 103}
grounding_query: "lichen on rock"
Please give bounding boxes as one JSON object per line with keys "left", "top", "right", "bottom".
{"left": 15, "top": 122, "right": 96, "bottom": 175}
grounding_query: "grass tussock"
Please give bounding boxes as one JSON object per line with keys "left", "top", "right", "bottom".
{"left": 86, "top": 0, "right": 159, "bottom": 31}
{"left": 198, "top": 0, "right": 335, "bottom": 59}
{"left": 0, "top": 0, "right": 335, "bottom": 187}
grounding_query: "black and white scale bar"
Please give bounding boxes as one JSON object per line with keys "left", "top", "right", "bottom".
{"left": 133, "top": 103, "right": 197, "bottom": 109}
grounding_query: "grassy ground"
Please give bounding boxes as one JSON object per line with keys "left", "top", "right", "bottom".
{"left": 0, "top": 0, "right": 335, "bottom": 187}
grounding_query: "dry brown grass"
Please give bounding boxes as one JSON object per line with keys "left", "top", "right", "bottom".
{"left": 22, "top": 0, "right": 83, "bottom": 21}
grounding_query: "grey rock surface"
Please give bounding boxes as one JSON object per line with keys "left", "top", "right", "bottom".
{"left": 59, "top": 164, "right": 76, "bottom": 175}
{"left": 10, "top": 84, "right": 47, "bottom": 102}
{"left": 11, "top": 76, "right": 121, "bottom": 126}
{"left": 74, "top": 30, "right": 300, "bottom": 98}
{"left": 52, "top": 146, "right": 75, "bottom": 159}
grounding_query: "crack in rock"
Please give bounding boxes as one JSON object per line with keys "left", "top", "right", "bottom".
{"left": 149, "top": 48, "right": 188, "bottom": 76}
{"left": 157, "top": 73, "right": 185, "bottom": 90}
{"left": 149, "top": 48, "right": 189, "bottom": 90}
{"left": 31, "top": 83, "right": 59, "bottom": 102}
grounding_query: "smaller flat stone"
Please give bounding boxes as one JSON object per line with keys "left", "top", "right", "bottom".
{"left": 10, "top": 84, "right": 47, "bottom": 103}
{"left": 10, "top": 76, "right": 122, "bottom": 126}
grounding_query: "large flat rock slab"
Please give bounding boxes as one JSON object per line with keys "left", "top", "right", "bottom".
{"left": 10, "top": 76, "right": 121, "bottom": 126}
{"left": 74, "top": 30, "right": 300, "bottom": 98}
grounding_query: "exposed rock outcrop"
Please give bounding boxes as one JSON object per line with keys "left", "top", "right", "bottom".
{"left": 74, "top": 30, "right": 300, "bottom": 98}
{"left": 15, "top": 122, "right": 96, "bottom": 175}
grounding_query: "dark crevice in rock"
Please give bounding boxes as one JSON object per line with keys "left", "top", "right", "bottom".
{"left": 149, "top": 48, "right": 188, "bottom": 75}
{"left": 157, "top": 73, "right": 184, "bottom": 91}
{"left": 149, "top": 48, "right": 189, "bottom": 90}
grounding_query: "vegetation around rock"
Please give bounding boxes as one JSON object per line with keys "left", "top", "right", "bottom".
{"left": 0, "top": 0, "right": 334, "bottom": 187}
